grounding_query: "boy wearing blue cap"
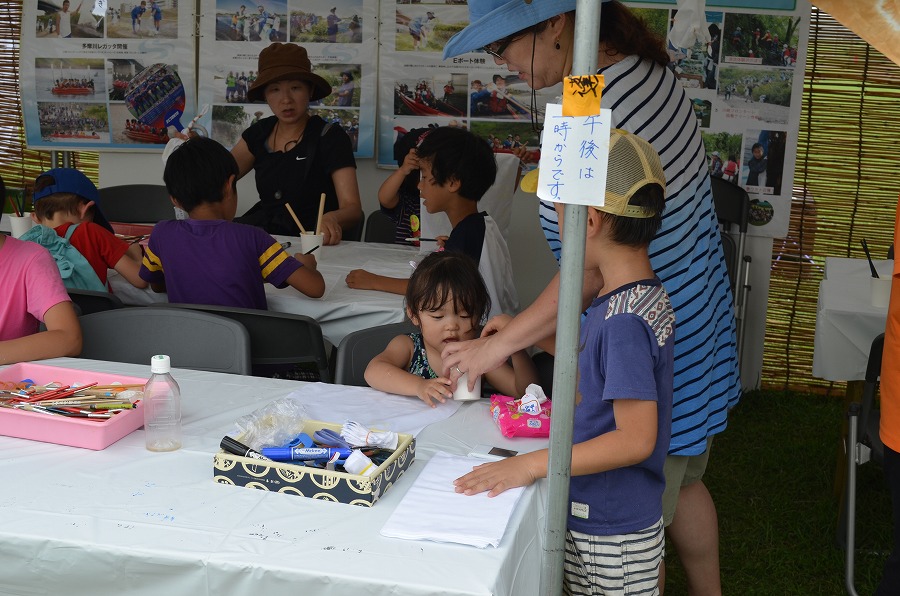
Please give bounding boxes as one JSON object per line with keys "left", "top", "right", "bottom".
{"left": 28, "top": 168, "right": 147, "bottom": 291}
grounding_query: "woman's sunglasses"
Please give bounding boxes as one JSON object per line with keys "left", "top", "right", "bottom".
{"left": 482, "top": 37, "right": 513, "bottom": 60}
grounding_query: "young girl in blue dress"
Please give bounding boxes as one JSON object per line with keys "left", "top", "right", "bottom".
{"left": 364, "top": 251, "right": 536, "bottom": 407}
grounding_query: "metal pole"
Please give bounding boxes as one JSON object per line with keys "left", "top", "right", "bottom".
{"left": 49, "top": 150, "right": 74, "bottom": 169}
{"left": 539, "top": 1, "right": 601, "bottom": 594}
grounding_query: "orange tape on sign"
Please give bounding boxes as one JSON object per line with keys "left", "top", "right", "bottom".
{"left": 562, "top": 74, "right": 604, "bottom": 117}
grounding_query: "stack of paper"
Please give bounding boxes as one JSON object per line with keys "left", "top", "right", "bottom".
{"left": 380, "top": 451, "right": 525, "bottom": 548}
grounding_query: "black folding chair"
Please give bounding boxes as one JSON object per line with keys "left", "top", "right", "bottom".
{"left": 334, "top": 320, "right": 417, "bottom": 386}
{"left": 364, "top": 210, "right": 398, "bottom": 244}
{"left": 710, "top": 176, "right": 752, "bottom": 361}
{"left": 842, "top": 333, "right": 885, "bottom": 596}
{"left": 97, "top": 184, "right": 175, "bottom": 223}
{"left": 159, "top": 303, "right": 331, "bottom": 382}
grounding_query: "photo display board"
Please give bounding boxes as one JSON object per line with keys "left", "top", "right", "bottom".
{"left": 196, "top": 0, "right": 378, "bottom": 158}
{"left": 20, "top": 0, "right": 197, "bottom": 151}
{"left": 375, "top": 0, "right": 809, "bottom": 238}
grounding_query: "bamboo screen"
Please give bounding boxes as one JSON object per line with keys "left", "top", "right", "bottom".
{"left": 763, "top": 8, "right": 900, "bottom": 394}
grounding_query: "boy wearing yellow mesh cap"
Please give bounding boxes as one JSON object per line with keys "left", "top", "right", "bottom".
{"left": 455, "top": 129, "right": 675, "bottom": 594}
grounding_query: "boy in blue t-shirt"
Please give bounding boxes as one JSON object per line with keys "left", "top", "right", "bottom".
{"left": 345, "top": 126, "right": 518, "bottom": 318}
{"left": 454, "top": 130, "right": 675, "bottom": 594}
{"left": 131, "top": 1, "right": 146, "bottom": 34}
{"left": 139, "top": 137, "right": 324, "bottom": 309}
{"left": 149, "top": 1, "right": 162, "bottom": 34}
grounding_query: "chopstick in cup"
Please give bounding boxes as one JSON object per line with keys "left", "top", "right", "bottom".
{"left": 861, "top": 239, "right": 880, "bottom": 278}
{"left": 304, "top": 245, "right": 319, "bottom": 255}
{"left": 315, "top": 193, "right": 326, "bottom": 237}
{"left": 6, "top": 193, "right": 21, "bottom": 217}
{"left": 285, "top": 204, "right": 307, "bottom": 235}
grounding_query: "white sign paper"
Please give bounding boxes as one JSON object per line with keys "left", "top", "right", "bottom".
{"left": 536, "top": 105, "right": 612, "bottom": 206}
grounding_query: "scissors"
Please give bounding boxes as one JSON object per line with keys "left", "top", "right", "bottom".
{"left": 313, "top": 428, "right": 353, "bottom": 450}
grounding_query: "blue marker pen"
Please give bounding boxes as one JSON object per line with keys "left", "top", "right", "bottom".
{"left": 260, "top": 447, "right": 352, "bottom": 462}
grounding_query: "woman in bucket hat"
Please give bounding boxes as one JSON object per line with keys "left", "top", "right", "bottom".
{"left": 231, "top": 43, "right": 362, "bottom": 244}
{"left": 441, "top": 2, "right": 739, "bottom": 593}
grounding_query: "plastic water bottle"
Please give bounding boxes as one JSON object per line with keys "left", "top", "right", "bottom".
{"left": 144, "top": 355, "right": 182, "bottom": 452}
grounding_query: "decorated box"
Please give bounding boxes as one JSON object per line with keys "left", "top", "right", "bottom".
{"left": 213, "top": 420, "right": 415, "bottom": 507}
{"left": 0, "top": 363, "right": 147, "bottom": 450}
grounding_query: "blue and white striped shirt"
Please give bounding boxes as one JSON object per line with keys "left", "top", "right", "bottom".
{"left": 540, "top": 55, "right": 741, "bottom": 455}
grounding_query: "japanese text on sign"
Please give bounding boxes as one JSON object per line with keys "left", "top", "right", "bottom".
{"left": 536, "top": 104, "right": 612, "bottom": 206}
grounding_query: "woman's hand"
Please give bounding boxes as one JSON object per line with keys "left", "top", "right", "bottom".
{"left": 482, "top": 314, "right": 513, "bottom": 337}
{"left": 441, "top": 335, "right": 508, "bottom": 391}
{"left": 319, "top": 212, "right": 343, "bottom": 245}
{"left": 435, "top": 235, "right": 449, "bottom": 248}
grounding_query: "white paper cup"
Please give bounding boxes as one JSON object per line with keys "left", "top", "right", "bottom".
{"left": 453, "top": 372, "right": 482, "bottom": 401}
{"left": 8, "top": 215, "right": 33, "bottom": 239}
{"left": 300, "top": 232, "right": 323, "bottom": 255}
{"left": 871, "top": 276, "right": 892, "bottom": 308}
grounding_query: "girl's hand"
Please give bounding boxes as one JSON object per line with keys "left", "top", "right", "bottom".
{"left": 400, "top": 149, "right": 419, "bottom": 176}
{"left": 416, "top": 377, "right": 453, "bottom": 407}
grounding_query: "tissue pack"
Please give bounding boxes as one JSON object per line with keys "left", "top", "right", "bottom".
{"left": 490, "top": 394, "right": 552, "bottom": 438}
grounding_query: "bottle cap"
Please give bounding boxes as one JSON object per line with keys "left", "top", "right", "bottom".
{"left": 150, "top": 354, "right": 171, "bottom": 374}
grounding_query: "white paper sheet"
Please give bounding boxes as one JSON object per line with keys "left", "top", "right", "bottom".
{"left": 380, "top": 451, "right": 526, "bottom": 548}
{"left": 285, "top": 382, "right": 461, "bottom": 436}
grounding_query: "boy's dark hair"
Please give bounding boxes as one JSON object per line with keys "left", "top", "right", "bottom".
{"left": 751, "top": 142, "right": 764, "bottom": 153}
{"left": 405, "top": 251, "right": 491, "bottom": 327}
{"left": 600, "top": 183, "right": 666, "bottom": 247}
{"left": 163, "top": 136, "right": 239, "bottom": 212}
{"left": 415, "top": 127, "right": 497, "bottom": 202}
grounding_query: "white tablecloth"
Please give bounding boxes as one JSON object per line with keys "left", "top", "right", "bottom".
{"left": 0, "top": 358, "right": 549, "bottom": 596}
{"left": 109, "top": 239, "right": 420, "bottom": 346}
{"left": 812, "top": 257, "right": 892, "bottom": 381}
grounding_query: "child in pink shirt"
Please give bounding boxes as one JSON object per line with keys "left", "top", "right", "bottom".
{"left": 0, "top": 211, "right": 81, "bottom": 364}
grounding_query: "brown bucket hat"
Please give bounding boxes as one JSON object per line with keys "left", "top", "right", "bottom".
{"left": 247, "top": 43, "right": 331, "bottom": 102}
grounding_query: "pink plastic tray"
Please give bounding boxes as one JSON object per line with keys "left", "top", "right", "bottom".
{"left": 0, "top": 363, "right": 147, "bottom": 450}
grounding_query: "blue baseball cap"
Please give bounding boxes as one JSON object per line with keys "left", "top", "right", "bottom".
{"left": 444, "top": 0, "right": 605, "bottom": 59}
{"left": 33, "top": 168, "right": 113, "bottom": 233}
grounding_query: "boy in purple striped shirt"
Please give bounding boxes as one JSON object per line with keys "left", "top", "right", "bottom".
{"left": 139, "top": 137, "right": 324, "bottom": 308}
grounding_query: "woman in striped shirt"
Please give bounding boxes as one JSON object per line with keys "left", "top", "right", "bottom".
{"left": 442, "top": 1, "right": 740, "bottom": 593}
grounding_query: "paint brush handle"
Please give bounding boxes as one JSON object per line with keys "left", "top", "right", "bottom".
{"left": 315, "top": 193, "right": 326, "bottom": 237}
{"left": 285, "top": 203, "right": 307, "bottom": 234}
{"left": 861, "top": 239, "right": 879, "bottom": 278}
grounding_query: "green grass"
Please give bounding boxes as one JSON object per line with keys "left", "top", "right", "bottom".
{"left": 663, "top": 390, "right": 892, "bottom": 595}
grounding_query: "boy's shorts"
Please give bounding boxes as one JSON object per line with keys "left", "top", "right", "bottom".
{"left": 662, "top": 437, "right": 714, "bottom": 526}
{"left": 563, "top": 517, "right": 664, "bottom": 595}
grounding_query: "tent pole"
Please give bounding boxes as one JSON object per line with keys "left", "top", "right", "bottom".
{"left": 539, "top": 1, "right": 600, "bottom": 594}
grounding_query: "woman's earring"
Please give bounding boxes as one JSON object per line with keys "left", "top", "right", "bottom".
{"left": 555, "top": 40, "right": 561, "bottom": 50}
